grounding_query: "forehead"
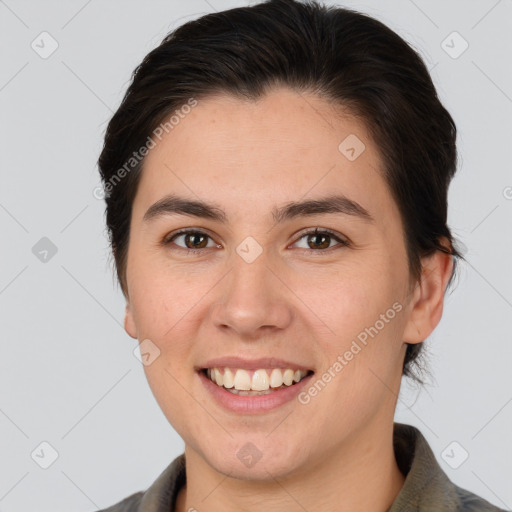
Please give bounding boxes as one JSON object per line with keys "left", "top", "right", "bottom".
{"left": 133, "top": 87, "right": 394, "bottom": 223}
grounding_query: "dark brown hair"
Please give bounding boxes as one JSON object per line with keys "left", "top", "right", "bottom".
{"left": 98, "top": 0, "right": 463, "bottom": 382}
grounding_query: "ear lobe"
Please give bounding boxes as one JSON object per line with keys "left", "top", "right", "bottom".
{"left": 124, "top": 302, "right": 138, "bottom": 339}
{"left": 403, "top": 249, "right": 454, "bottom": 344}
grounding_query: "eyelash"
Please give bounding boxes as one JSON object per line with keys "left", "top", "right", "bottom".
{"left": 162, "top": 227, "right": 350, "bottom": 255}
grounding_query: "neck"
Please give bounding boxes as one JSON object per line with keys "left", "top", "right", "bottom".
{"left": 175, "top": 420, "right": 405, "bottom": 512}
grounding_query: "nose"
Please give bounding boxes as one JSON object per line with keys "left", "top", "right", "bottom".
{"left": 209, "top": 249, "right": 293, "bottom": 340}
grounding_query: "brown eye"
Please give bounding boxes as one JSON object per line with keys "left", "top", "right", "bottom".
{"left": 292, "top": 228, "right": 349, "bottom": 252}
{"left": 165, "top": 230, "right": 218, "bottom": 252}
{"left": 182, "top": 232, "right": 209, "bottom": 249}
{"left": 307, "top": 232, "right": 331, "bottom": 250}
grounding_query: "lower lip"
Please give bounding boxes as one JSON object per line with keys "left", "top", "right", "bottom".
{"left": 198, "top": 370, "right": 314, "bottom": 414}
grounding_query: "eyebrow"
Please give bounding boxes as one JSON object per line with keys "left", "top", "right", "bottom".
{"left": 142, "top": 193, "right": 374, "bottom": 224}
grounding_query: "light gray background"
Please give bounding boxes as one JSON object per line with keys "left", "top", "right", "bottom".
{"left": 0, "top": 0, "right": 511, "bottom": 510}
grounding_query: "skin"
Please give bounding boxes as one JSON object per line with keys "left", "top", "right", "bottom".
{"left": 123, "top": 87, "right": 453, "bottom": 512}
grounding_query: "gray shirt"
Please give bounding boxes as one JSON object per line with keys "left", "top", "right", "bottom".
{"left": 96, "top": 423, "right": 508, "bottom": 511}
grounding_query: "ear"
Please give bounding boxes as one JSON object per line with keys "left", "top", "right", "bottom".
{"left": 403, "top": 245, "right": 454, "bottom": 344}
{"left": 124, "top": 302, "right": 138, "bottom": 339}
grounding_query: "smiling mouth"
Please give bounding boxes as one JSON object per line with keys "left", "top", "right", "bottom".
{"left": 201, "top": 367, "right": 314, "bottom": 396}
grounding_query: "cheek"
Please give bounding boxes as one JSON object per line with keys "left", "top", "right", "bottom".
{"left": 296, "top": 258, "right": 400, "bottom": 334}
{"left": 127, "top": 263, "right": 212, "bottom": 401}
{"left": 129, "top": 272, "right": 199, "bottom": 429}
{"left": 141, "top": 360, "right": 201, "bottom": 449}
{"left": 293, "top": 261, "right": 406, "bottom": 403}
{"left": 127, "top": 253, "right": 197, "bottom": 336}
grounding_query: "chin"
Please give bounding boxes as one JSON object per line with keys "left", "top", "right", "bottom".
{"left": 209, "top": 455, "right": 299, "bottom": 482}
{"left": 195, "top": 434, "right": 307, "bottom": 482}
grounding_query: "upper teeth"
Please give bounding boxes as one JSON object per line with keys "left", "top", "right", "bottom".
{"left": 207, "top": 368, "right": 308, "bottom": 391}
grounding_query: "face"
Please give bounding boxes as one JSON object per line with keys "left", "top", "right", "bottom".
{"left": 123, "top": 87, "right": 431, "bottom": 480}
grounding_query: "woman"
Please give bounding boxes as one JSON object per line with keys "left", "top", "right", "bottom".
{"left": 96, "top": 0, "right": 507, "bottom": 510}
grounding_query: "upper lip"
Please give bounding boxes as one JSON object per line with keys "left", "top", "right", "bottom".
{"left": 197, "top": 357, "right": 314, "bottom": 372}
